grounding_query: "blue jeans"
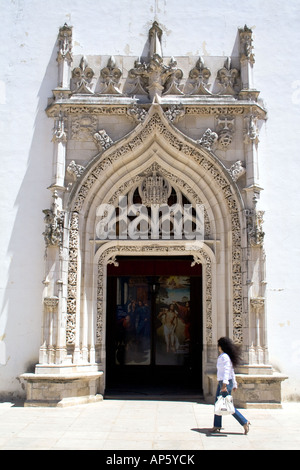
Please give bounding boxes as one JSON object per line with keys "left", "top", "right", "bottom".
{"left": 214, "top": 380, "right": 248, "bottom": 428}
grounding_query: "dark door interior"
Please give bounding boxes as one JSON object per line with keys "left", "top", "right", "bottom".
{"left": 105, "top": 256, "right": 203, "bottom": 396}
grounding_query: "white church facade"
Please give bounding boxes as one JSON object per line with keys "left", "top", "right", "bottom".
{"left": 1, "top": 0, "right": 299, "bottom": 406}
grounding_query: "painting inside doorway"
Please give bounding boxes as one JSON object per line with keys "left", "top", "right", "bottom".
{"left": 114, "top": 276, "right": 191, "bottom": 367}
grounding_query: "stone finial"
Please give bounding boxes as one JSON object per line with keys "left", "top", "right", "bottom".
{"left": 149, "top": 21, "right": 163, "bottom": 59}
{"left": 239, "top": 24, "right": 255, "bottom": 64}
{"left": 72, "top": 56, "right": 95, "bottom": 94}
{"left": 187, "top": 57, "right": 212, "bottom": 95}
{"left": 217, "top": 57, "right": 240, "bottom": 95}
{"left": 99, "top": 56, "right": 122, "bottom": 94}
{"left": 56, "top": 23, "right": 73, "bottom": 89}
{"left": 57, "top": 23, "right": 73, "bottom": 63}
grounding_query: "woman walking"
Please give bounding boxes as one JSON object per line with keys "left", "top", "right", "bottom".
{"left": 211, "top": 337, "right": 250, "bottom": 434}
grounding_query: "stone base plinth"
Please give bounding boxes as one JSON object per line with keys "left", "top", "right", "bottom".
{"left": 206, "top": 372, "right": 288, "bottom": 409}
{"left": 20, "top": 372, "right": 103, "bottom": 407}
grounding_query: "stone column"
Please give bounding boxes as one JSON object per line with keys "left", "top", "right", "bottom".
{"left": 43, "top": 296, "right": 59, "bottom": 364}
{"left": 41, "top": 191, "right": 65, "bottom": 365}
{"left": 250, "top": 297, "right": 266, "bottom": 364}
{"left": 51, "top": 112, "right": 67, "bottom": 189}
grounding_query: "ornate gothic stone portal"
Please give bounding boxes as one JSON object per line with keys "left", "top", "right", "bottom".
{"left": 21, "top": 22, "right": 286, "bottom": 407}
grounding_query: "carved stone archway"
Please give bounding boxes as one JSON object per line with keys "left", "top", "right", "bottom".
{"left": 56, "top": 103, "right": 247, "bottom": 403}
{"left": 66, "top": 103, "right": 245, "bottom": 351}
{"left": 21, "top": 22, "right": 287, "bottom": 408}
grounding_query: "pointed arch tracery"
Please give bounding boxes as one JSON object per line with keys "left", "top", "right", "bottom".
{"left": 66, "top": 106, "right": 245, "bottom": 352}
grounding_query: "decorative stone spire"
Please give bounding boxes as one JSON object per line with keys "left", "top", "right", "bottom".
{"left": 149, "top": 21, "right": 163, "bottom": 59}
{"left": 239, "top": 25, "right": 255, "bottom": 64}
{"left": 56, "top": 23, "right": 73, "bottom": 91}
{"left": 239, "top": 25, "right": 259, "bottom": 100}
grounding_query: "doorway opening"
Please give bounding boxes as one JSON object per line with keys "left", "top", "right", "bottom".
{"left": 105, "top": 256, "right": 203, "bottom": 397}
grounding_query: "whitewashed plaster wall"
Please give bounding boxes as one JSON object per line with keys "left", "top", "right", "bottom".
{"left": 0, "top": 0, "right": 299, "bottom": 399}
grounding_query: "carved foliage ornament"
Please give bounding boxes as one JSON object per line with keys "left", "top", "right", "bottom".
{"left": 198, "top": 128, "right": 218, "bottom": 150}
{"left": 127, "top": 21, "right": 183, "bottom": 99}
{"left": 228, "top": 161, "right": 246, "bottom": 182}
{"left": 44, "top": 296, "right": 59, "bottom": 311}
{"left": 93, "top": 129, "right": 113, "bottom": 151}
{"left": 67, "top": 160, "right": 85, "bottom": 180}
{"left": 217, "top": 57, "right": 240, "bottom": 95}
{"left": 246, "top": 209, "right": 265, "bottom": 246}
{"left": 50, "top": 21, "right": 266, "bottom": 103}
{"left": 43, "top": 208, "right": 64, "bottom": 248}
{"left": 164, "top": 104, "right": 185, "bottom": 123}
{"left": 187, "top": 57, "right": 212, "bottom": 95}
{"left": 99, "top": 56, "right": 122, "bottom": 94}
{"left": 127, "top": 104, "right": 148, "bottom": 122}
{"left": 72, "top": 56, "right": 95, "bottom": 94}
{"left": 128, "top": 56, "right": 183, "bottom": 99}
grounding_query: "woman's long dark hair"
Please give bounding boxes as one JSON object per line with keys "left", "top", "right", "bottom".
{"left": 218, "top": 337, "right": 241, "bottom": 367}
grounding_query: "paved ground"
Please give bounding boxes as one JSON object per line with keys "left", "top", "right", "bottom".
{"left": 0, "top": 398, "right": 299, "bottom": 450}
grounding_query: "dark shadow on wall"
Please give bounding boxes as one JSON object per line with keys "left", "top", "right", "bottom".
{"left": 0, "top": 33, "right": 59, "bottom": 400}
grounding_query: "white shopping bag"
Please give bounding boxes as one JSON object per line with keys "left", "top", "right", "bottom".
{"left": 214, "top": 394, "right": 235, "bottom": 416}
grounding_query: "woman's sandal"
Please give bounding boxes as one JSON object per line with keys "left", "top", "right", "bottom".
{"left": 210, "top": 427, "right": 221, "bottom": 433}
{"left": 243, "top": 422, "right": 251, "bottom": 435}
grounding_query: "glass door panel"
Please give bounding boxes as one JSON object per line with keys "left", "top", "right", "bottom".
{"left": 114, "top": 276, "right": 152, "bottom": 366}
